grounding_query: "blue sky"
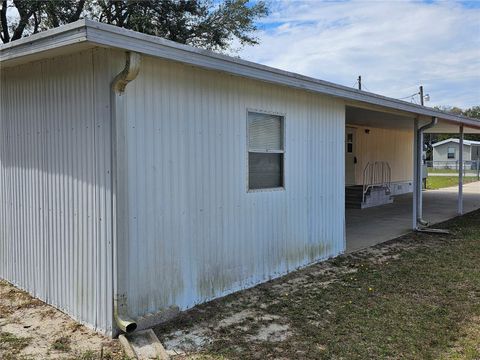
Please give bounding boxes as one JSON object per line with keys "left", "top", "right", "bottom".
{"left": 235, "top": 0, "right": 480, "bottom": 109}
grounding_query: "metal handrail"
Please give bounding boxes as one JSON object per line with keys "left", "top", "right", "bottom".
{"left": 362, "top": 161, "right": 392, "bottom": 203}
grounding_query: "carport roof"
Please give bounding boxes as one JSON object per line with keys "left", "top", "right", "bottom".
{"left": 1, "top": 19, "right": 479, "bottom": 130}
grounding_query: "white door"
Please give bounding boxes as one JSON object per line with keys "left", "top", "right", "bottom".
{"left": 345, "top": 127, "right": 357, "bottom": 185}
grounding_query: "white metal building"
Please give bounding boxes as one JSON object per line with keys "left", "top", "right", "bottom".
{"left": 1, "top": 20, "right": 480, "bottom": 336}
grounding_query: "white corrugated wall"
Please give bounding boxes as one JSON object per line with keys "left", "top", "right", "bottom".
{"left": 0, "top": 49, "right": 114, "bottom": 334}
{"left": 118, "top": 53, "right": 346, "bottom": 320}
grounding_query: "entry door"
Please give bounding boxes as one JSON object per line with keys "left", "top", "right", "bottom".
{"left": 345, "top": 127, "right": 357, "bottom": 185}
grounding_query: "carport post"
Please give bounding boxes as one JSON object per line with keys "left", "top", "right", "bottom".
{"left": 458, "top": 125, "right": 464, "bottom": 215}
{"left": 413, "top": 118, "right": 419, "bottom": 229}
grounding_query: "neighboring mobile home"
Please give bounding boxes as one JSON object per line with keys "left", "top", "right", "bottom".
{"left": 1, "top": 20, "right": 480, "bottom": 336}
{"left": 432, "top": 138, "right": 480, "bottom": 169}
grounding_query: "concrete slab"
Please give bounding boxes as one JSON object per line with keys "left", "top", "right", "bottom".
{"left": 346, "top": 181, "right": 480, "bottom": 252}
{"left": 119, "top": 329, "right": 170, "bottom": 360}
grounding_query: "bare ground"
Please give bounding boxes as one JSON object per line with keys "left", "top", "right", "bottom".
{"left": 0, "top": 281, "right": 126, "bottom": 360}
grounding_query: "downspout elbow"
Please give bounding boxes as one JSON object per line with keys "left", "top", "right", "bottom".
{"left": 114, "top": 300, "right": 137, "bottom": 333}
{"left": 418, "top": 116, "right": 438, "bottom": 133}
{"left": 112, "top": 52, "right": 141, "bottom": 94}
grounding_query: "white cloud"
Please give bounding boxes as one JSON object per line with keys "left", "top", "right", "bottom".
{"left": 237, "top": 0, "right": 480, "bottom": 108}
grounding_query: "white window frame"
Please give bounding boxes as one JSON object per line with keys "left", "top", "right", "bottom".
{"left": 447, "top": 146, "right": 456, "bottom": 159}
{"left": 246, "top": 108, "right": 286, "bottom": 192}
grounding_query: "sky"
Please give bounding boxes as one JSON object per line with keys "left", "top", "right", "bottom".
{"left": 235, "top": 0, "right": 480, "bottom": 109}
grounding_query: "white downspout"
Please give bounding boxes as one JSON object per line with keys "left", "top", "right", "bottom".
{"left": 111, "top": 51, "right": 141, "bottom": 335}
{"left": 458, "top": 125, "right": 464, "bottom": 215}
{"left": 414, "top": 116, "right": 437, "bottom": 229}
{"left": 413, "top": 118, "right": 419, "bottom": 230}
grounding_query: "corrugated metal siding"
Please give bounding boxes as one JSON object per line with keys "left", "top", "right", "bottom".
{"left": 120, "top": 54, "right": 345, "bottom": 319}
{"left": 0, "top": 49, "right": 113, "bottom": 334}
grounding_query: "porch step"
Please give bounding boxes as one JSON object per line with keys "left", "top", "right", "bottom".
{"left": 361, "top": 187, "right": 393, "bottom": 209}
{"left": 345, "top": 186, "right": 364, "bottom": 209}
{"left": 345, "top": 186, "right": 393, "bottom": 209}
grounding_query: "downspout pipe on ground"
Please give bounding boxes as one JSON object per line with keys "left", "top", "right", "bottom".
{"left": 111, "top": 51, "right": 141, "bottom": 335}
{"left": 415, "top": 116, "right": 437, "bottom": 227}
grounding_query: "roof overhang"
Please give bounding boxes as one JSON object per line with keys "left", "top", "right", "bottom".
{"left": 2, "top": 19, "right": 479, "bottom": 131}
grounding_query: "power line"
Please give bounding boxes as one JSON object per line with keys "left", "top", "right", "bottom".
{"left": 363, "top": 86, "right": 371, "bottom": 92}
{"left": 397, "top": 93, "right": 419, "bottom": 100}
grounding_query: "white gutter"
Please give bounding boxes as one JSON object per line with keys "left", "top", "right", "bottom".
{"left": 1, "top": 19, "right": 480, "bottom": 130}
{"left": 111, "top": 51, "right": 141, "bottom": 335}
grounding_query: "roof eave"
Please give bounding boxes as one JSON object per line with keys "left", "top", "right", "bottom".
{"left": 2, "top": 19, "right": 479, "bottom": 130}
{"left": 0, "top": 20, "right": 88, "bottom": 63}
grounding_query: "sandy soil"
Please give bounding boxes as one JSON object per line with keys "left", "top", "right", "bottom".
{"left": 0, "top": 280, "right": 125, "bottom": 360}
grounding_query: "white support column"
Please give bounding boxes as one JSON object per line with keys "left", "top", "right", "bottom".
{"left": 458, "top": 125, "right": 464, "bottom": 215}
{"left": 413, "top": 118, "right": 419, "bottom": 229}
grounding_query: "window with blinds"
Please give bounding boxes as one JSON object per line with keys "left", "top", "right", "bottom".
{"left": 247, "top": 111, "right": 285, "bottom": 190}
{"left": 447, "top": 147, "right": 455, "bottom": 159}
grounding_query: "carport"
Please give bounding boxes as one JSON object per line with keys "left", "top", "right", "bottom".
{"left": 344, "top": 103, "right": 480, "bottom": 252}
{"left": 347, "top": 182, "right": 480, "bottom": 252}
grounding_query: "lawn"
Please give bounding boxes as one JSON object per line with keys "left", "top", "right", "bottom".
{"left": 426, "top": 176, "right": 477, "bottom": 190}
{"left": 428, "top": 168, "right": 462, "bottom": 174}
{"left": 156, "top": 210, "right": 480, "bottom": 359}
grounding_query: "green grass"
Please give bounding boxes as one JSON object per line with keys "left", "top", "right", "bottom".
{"left": 157, "top": 210, "right": 480, "bottom": 359}
{"left": 0, "top": 332, "right": 31, "bottom": 352}
{"left": 428, "top": 168, "right": 462, "bottom": 174}
{"left": 51, "top": 336, "right": 71, "bottom": 352}
{"left": 426, "top": 176, "right": 477, "bottom": 189}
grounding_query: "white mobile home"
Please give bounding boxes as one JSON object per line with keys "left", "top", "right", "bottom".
{"left": 432, "top": 138, "right": 480, "bottom": 169}
{"left": 1, "top": 20, "right": 479, "bottom": 336}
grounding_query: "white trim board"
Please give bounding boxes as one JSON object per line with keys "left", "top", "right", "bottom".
{"left": 2, "top": 19, "right": 480, "bottom": 130}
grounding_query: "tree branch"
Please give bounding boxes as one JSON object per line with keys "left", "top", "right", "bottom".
{"left": 0, "top": 0, "right": 10, "bottom": 43}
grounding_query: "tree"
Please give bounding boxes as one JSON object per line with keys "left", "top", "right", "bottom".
{"left": 430, "top": 105, "right": 480, "bottom": 144}
{"left": 463, "top": 106, "right": 480, "bottom": 120}
{"left": 0, "top": 0, "right": 268, "bottom": 51}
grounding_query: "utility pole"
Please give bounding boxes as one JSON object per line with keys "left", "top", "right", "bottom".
{"left": 358, "top": 76, "right": 362, "bottom": 90}
{"left": 419, "top": 85, "right": 424, "bottom": 106}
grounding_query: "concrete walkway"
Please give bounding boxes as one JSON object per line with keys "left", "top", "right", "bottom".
{"left": 346, "top": 181, "right": 480, "bottom": 252}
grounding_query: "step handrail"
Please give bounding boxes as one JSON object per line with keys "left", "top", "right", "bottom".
{"left": 362, "top": 161, "right": 391, "bottom": 203}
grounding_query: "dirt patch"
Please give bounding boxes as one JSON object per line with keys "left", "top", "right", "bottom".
{"left": 0, "top": 280, "right": 125, "bottom": 360}
{"left": 248, "top": 323, "right": 291, "bottom": 342}
{"left": 215, "top": 309, "right": 256, "bottom": 329}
